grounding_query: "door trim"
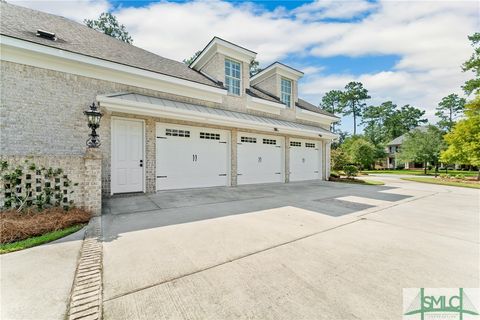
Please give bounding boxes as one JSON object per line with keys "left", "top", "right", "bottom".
{"left": 111, "top": 117, "right": 146, "bottom": 195}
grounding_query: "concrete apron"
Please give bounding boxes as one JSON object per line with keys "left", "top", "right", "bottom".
{"left": 100, "top": 182, "right": 432, "bottom": 305}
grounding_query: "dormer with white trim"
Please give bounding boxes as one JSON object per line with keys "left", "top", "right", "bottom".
{"left": 190, "top": 37, "right": 257, "bottom": 98}
{"left": 250, "top": 62, "right": 304, "bottom": 110}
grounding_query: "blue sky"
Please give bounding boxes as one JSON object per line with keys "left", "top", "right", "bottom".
{"left": 12, "top": 0, "right": 478, "bottom": 134}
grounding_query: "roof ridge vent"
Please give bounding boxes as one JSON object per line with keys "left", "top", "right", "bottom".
{"left": 36, "top": 29, "right": 56, "bottom": 41}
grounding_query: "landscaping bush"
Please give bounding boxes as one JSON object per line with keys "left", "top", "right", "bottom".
{"left": 330, "top": 172, "right": 340, "bottom": 179}
{"left": 0, "top": 207, "right": 90, "bottom": 244}
{"left": 455, "top": 174, "right": 466, "bottom": 180}
{"left": 343, "top": 165, "right": 358, "bottom": 178}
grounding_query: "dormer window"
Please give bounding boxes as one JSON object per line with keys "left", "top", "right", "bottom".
{"left": 225, "top": 58, "right": 241, "bottom": 96}
{"left": 281, "top": 78, "right": 292, "bottom": 107}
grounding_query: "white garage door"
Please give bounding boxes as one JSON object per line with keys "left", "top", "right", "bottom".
{"left": 156, "top": 123, "right": 229, "bottom": 190}
{"left": 237, "top": 133, "right": 284, "bottom": 185}
{"left": 289, "top": 139, "right": 322, "bottom": 181}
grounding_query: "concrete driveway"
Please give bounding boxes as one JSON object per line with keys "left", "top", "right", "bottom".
{"left": 101, "top": 178, "right": 479, "bottom": 319}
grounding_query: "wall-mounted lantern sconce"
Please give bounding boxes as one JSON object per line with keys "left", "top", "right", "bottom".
{"left": 84, "top": 102, "right": 103, "bottom": 148}
{"left": 274, "top": 127, "right": 279, "bottom": 132}
{"left": 318, "top": 134, "right": 323, "bottom": 137}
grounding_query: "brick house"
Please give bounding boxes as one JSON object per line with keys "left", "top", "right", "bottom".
{"left": 0, "top": 2, "right": 338, "bottom": 214}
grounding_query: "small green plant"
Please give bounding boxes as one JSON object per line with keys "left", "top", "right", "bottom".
{"left": 455, "top": 174, "right": 466, "bottom": 180}
{"left": 343, "top": 165, "right": 359, "bottom": 178}
{"left": 1, "top": 159, "right": 77, "bottom": 212}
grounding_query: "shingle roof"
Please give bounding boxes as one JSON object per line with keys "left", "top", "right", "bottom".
{"left": 387, "top": 126, "right": 429, "bottom": 146}
{"left": 0, "top": 2, "right": 221, "bottom": 88}
{"left": 246, "top": 86, "right": 282, "bottom": 103}
{"left": 248, "top": 86, "right": 338, "bottom": 118}
{"left": 296, "top": 99, "right": 339, "bottom": 118}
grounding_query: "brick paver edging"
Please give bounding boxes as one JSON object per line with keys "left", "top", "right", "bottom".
{"left": 67, "top": 216, "right": 103, "bottom": 320}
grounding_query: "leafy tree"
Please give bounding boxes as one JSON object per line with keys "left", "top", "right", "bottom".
{"left": 84, "top": 12, "right": 133, "bottom": 44}
{"left": 441, "top": 96, "right": 480, "bottom": 180}
{"left": 398, "top": 125, "right": 446, "bottom": 174}
{"left": 435, "top": 93, "right": 466, "bottom": 131}
{"left": 462, "top": 33, "right": 480, "bottom": 95}
{"left": 362, "top": 101, "right": 396, "bottom": 145}
{"left": 341, "top": 82, "right": 370, "bottom": 135}
{"left": 183, "top": 51, "right": 202, "bottom": 65}
{"left": 331, "top": 130, "right": 349, "bottom": 149}
{"left": 331, "top": 148, "right": 348, "bottom": 170}
{"left": 320, "top": 90, "right": 344, "bottom": 132}
{"left": 341, "top": 136, "right": 376, "bottom": 169}
{"left": 384, "top": 104, "right": 427, "bottom": 140}
{"left": 249, "top": 60, "right": 262, "bottom": 76}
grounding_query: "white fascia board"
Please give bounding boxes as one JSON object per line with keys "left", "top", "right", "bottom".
{"left": 98, "top": 95, "right": 337, "bottom": 139}
{"left": 251, "top": 62, "right": 303, "bottom": 83}
{"left": 191, "top": 38, "right": 256, "bottom": 70}
{"left": 296, "top": 108, "right": 339, "bottom": 125}
{"left": 0, "top": 35, "right": 227, "bottom": 103}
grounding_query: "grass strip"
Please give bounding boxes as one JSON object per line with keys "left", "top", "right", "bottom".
{"left": 0, "top": 224, "right": 85, "bottom": 254}
{"left": 401, "top": 177, "right": 480, "bottom": 189}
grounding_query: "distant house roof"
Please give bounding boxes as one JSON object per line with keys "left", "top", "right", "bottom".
{"left": 387, "top": 126, "right": 428, "bottom": 146}
{"left": 0, "top": 2, "right": 222, "bottom": 88}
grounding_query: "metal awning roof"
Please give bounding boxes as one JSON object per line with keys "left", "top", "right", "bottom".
{"left": 98, "top": 93, "right": 336, "bottom": 139}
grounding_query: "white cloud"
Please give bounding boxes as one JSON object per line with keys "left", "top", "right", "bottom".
{"left": 292, "top": 0, "right": 378, "bottom": 21}
{"left": 9, "top": 0, "right": 110, "bottom": 21}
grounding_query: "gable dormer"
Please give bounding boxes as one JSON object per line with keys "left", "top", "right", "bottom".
{"left": 250, "top": 62, "right": 304, "bottom": 108}
{"left": 190, "top": 37, "right": 257, "bottom": 97}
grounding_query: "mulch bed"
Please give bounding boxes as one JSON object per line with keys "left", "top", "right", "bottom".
{"left": 329, "top": 176, "right": 367, "bottom": 184}
{"left": 1, "top": 207, "right": 91, "bottom": 244}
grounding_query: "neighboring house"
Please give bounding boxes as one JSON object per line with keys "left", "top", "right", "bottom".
{"left": 0, "top": 3, "right": 338, "bottom": 214}
{"left": 385, "top": 126, "right": 427, "bottom": 169}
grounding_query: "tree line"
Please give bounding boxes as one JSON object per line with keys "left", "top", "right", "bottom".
{"left": 326, "top": 32, "right": 479, "bottom": 179}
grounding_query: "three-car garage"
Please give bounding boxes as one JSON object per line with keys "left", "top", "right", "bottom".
{"left": 111, "top": 118, "right": 326, "bottom": 194}
{"left": 155, "top": 124, "right": 323, "bottom": 190}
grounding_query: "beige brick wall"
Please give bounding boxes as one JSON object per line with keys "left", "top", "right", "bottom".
{"left": 1, "top": 61, "right": 332, "bottom": 198}
{"left": 0, "top": 151, "right": 102, "bottom": 215}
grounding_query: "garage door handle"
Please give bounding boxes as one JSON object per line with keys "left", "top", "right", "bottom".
{"left": 219, "top": 141, "right": 227, "bottom": 144}
{"left": 219, "top": 173, "right": 227, "bottom": 176}
{"left": 237, "top": 174, "right": 242, "bottom": 176}
{"left": 157, "top": 176, "right": 167, "bottom": 178}
{"left": 314, "top": 171, "right": 319, "bottom": 173}
{"left": 275, "top": 172, "right": 281, "bottom": 174}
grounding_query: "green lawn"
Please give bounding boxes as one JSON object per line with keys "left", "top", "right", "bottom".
{"left": 401, "top": 177, "right": 480, "bottom": 189}
{"left": 0, "top": 224, "right": 85, "bottom": 254}
{"left": 362, "top": 169, "right": 479, "bottom": 177}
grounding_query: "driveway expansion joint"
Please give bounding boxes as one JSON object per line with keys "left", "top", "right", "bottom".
{"left": 104, "top": 218, "right": 364, "bottom": 303}
{"left": 67, "top": 216, "right": 103, "bottom": 320}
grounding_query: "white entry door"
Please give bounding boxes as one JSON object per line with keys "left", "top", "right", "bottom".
{"left": 111, "top": 118, "right": 144, "bottom": 194}
{"left": 237, "top": 132, "right": 284, "bottom": 185}
{"left": 156, "top": 123, "right": 229, "bottom": 190}
{"left": 289, "top": 139, "right": 322, "bottom": 181}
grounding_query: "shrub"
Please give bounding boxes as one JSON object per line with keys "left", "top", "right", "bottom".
{"left": 343, "top": 165, "right": 358, "bottom": 178}
{"left": 455, "top": 174, "right": 466, "bottom": 180}
{"left": 330, "top": 172, "right": 340, "bottom": 179}
{"left": 331, "top": 149, "right": 348, "bottom": 171}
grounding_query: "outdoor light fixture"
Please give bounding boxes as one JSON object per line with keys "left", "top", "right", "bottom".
{"left": 274, "top": 127, "right": 279, "bottom": 132}
{"left": 84, "top": 102, "right": 103, "bottom": 148}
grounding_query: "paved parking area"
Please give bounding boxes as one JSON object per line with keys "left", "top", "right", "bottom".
{"left": 101, "top": 178, "right": 479, "bottom": 319}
